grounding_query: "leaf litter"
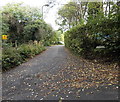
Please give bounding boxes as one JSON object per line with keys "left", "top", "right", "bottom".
{"left": 35, "top": 53, "right": 119, "bottom": 99}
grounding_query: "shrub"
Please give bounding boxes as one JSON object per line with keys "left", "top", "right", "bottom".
{"left": 2, "top": 42, "right": 45, "bottom": 71}
{"left": 64, "top": 17, "right": 119, "bottom": 58}
{"left": 2, "top": 48, "right": 23, "bottom": 70}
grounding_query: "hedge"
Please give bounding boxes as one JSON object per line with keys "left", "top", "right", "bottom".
{"left": 2, "top": 42, "right": 45, "bottom": 71}
{"left": 64, "top": 17, "right": 120, "bottom": 58}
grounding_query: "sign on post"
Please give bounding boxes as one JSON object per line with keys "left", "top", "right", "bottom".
{"left": 2, "top": 35, "right": 8, "bottom": 40}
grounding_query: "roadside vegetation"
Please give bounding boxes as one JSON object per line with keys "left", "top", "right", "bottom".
{"left": 57, "top": 1, "right": 120, "bottom": 64}
{"left": 2, "top": 42, "right": 45, "bottom": 71}
{"left": 1, "top": 1, "right": 119, "bottom": 99}
{"left": 1, "top": 3, "right": 61, "bottom": 71}
{"left": 56, "top": 1, "right": 119, "bottom": 90}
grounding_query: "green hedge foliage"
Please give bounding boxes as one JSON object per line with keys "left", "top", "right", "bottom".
{"left": 64, "top": 18, "right": 120, "bottom": 58}
{"left": 2, "top": 42, "right": 45, "bottom": 71}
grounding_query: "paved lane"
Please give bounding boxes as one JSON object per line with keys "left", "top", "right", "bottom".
{"left": 2, "top": 45, "right": 118, "bottom": 100}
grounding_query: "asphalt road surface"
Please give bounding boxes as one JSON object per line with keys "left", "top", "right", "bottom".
{"left": 2, "top": 45, "right": 119, "bottom": 101}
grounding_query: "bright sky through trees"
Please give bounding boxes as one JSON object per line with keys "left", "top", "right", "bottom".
{"left": 1, "top": 0, "right": 114, "bottom": 30}
{"left": 0, "top": 0, "right": 70, "bottom": 30}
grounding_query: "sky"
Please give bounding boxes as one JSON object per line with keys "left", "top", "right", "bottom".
{"left": 0, "top": 0, "right": 70, "bottom": 30}
{"left": 0, "top": 0, "right": 108, "bottom": 30}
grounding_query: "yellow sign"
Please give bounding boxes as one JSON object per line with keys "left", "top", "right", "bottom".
{"left": 2, "top": 35, "right": 8, "bottom": 40}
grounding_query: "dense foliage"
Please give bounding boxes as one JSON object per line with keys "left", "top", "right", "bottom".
{"left": 1, "top": 3, "right": 58, "bottom": 46}
{"left": 1, "top": 3, "right": 60, "bottom": 71}
{"left": 64, "top": 1, "right": 120, "bottom": 61}
{"left": 2, "top": 42, "right": 45, "bottom": 71}
{"left": 56, "top": 2, "right": 83, "bottom": 31}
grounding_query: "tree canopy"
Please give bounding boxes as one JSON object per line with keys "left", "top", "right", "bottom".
{"left": 63, "top": 1, "right": 120, "bottom": 60}
{"left": 1, "top": 3, "right": 58, "bottom": 46}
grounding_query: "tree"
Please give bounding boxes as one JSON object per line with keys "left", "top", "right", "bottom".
{"left": 1, "top": 3, "right": 58, "bottom": 46}
{"left": 64, "top": 1, "right": 120, "bottom": 58}
{"left": 56, "top": 2, "right": 84, "bottom": 31}
{"left": 87, "top": 2, "right": 104, "bottom": 23}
